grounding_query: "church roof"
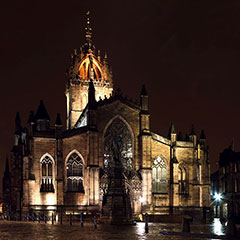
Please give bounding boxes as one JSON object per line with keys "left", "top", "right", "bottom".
{"left": 96, "top": 88, "right": 140, "bottom": 110}
{"left": 35, "top": 100, "right": 50, "bottom": 120}
{"left": 73, "top": 88, "right": 140, "bottom": 129}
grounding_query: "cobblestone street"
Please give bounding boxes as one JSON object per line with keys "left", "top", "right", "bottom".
{"left": 0, "top": 218, "right": 238, "bottom": 240}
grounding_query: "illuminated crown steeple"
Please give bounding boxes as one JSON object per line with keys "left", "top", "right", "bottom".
{"left": 83, "top": 11, "right": 93, "bottom": 54}
{"left": 66, "top": 12, "right": 113, "bottom": 129}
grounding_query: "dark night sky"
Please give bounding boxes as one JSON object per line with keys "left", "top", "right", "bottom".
{"left": 1, "top": 0, "right": 240, "bottom": 194}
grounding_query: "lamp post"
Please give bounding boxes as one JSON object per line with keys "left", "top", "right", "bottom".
{"left": 214, "top": 192, "right": 222, "bottom": 217}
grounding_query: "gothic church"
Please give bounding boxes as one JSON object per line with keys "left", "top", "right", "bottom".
{"left": 3, "top": 14, "right": 211, "bottom": 221}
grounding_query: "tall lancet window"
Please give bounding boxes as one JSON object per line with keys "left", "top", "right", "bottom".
{"left": 66, "top": 152, "right": 84, "bottom": 192}
{"left": 103, "top": 118, "right": 133, "bottom": 178}
{"left": 178, "top": 166, "right": 188, "bottom": 195}
{"left": 40, "top": 155, "right": 54, "bottom": 192}
{"left": 152, "top": 156, "right": 167, "bottom": 193}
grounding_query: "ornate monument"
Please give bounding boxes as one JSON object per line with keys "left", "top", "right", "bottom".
{"left": 102, "top": 136, "right": 134, "bottom": 224}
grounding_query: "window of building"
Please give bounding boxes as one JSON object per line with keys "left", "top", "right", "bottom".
{"left": 152, "top": 156, "right": 167, "bottom": 193}
{"left": 178, "top": 166, "right": 188, "bottom": 195}
{"left": 234, "top": 179, "right": 238, "bottom": 193}
{"left": 234, "top": 163, "right": 238, "bottom": 173}
{"left": 223, "top": 180, "right": 227, "bottom": 193}
{"left": 103, "top": 118, "right": 133, "bottom": 178}
{"left": 66, "top": 152, "right": 84, "bottom": 192}
{"left": 40, "top": 155, "right": 54, "bottom": 192}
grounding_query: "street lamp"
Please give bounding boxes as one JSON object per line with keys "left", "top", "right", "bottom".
{"left": 214, "top": 193, "right": 222, "bottom": 202}
{"left": 214, "top": 192, "right": 222, "bottom": 217}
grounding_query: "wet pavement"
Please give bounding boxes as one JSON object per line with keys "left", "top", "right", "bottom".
{"left": 0, "top": 218, "right": 238, "bottom": 240}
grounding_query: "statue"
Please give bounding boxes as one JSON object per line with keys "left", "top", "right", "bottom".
{"left": 111, "top": 135, "right": 122, "bottom": 162}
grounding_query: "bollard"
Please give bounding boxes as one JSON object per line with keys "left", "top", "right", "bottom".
{"left": 145, "top": 213, "right": 149, "bottom": 233}
{"left": 32, "top": 216, "right": 35, "bottom": 222}
{"left": 80, "top": 213, "right": 83, "bottom": 227}
{"left": 44, "top": 214, "right": 47, "bottom": 224}
{"left": 94, "top": 215, "right": 97, "bottom": 229}
{"left": 69, "top": 214, "right": 72, "bottom": 226}
{"left": 52, "top": 213, "right": 54, "bottom": 225}
{"left": 181, "top": 218, "right": 190, "bottom": 233}
{"left": 38, "top": 215, "right": 40, "bottom": 223}
{"left": 60, "top": 213, "right": 63, "bottom": 225}
{"left": 27, "top": 215, "right": 30, "bottom": 222}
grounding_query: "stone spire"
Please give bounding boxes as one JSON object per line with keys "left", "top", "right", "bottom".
{"left": 55, "top": 113, "right": 62, "bottom": 127}
{"left": 89, "top": 54, "right": 94, "bottom": 80}
{"left": 141, "top": 84, "right": 147, "bottom": 96}
{"left": 35, "top": 100, "right": 50, "bottom": 131}
{"left": 27, "top": 111, "right": 35, "bottom": 124}
{"left": 168, "top": 123, "right": 176, "bottom": 142}
{"left": 170, "top": 123, "right": 176, "bottom": 134}
{"left": 189, "top": 124, "right": 197, "bottom": 146}
{"left": 140, "top": 84, "right": 148, "bottom": 113}
{"left": 200, "top": 129, "right": 206, "bottom": 140}
{"left": 190, "top": 124, "right": 195, "bottom": 136}
{"left": 199, "top": 129, "right": 206, "bottom": 146}
{"left": 84, "top": 11, "right": 93, "bottom": 53}
{"left": 35, "top": 100, "right": 50, "bottom": 121}
{"left": 15, "top": 112, "right": 22, "bottom": 134}
{"left": 14, "top": 112, "right": 22, "bottom": 146}
{"left": 140, "top": 84, "right": 150, "bottom": 134}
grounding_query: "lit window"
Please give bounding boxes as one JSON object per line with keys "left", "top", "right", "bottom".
{"left": 234, "top": 179, "right": 238, "bottom": 193}
{"left": 66, "top": 152, "right": 84, "bottom": 192}
{"left": 152, "top": 156, "right": 167, "bottom": 193}
{"left": 178, "top": 166, "right": 188, "bottom": 195}
{"left": 234, "top": 163, "right": 237, "bottom": 173}
{"left": 40, "top": 155, "right": 54, "bottom": 192}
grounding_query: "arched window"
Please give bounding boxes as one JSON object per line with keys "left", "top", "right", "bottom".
{"left": 40, "top": 155, "right": 54, "bottom": 192}
{"left": 103, "top": 118, "right": 133, "bottom": 178}
{"left": 178, "top": 166, "right": 188, "bottom": 195}
{"left": 152, "top": 156, "right": 167, "bottom": 193}
{"left": 66, "top": 152, "right": 84, "bottom": 192}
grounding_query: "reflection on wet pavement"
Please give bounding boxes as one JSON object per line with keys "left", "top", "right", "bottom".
{"left": 0, "top": 219, "right": 231, "bottom": 240}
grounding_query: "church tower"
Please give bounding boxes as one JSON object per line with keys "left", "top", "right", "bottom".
{"left": 66, "top": 12, "right": 113, "bottom": 129}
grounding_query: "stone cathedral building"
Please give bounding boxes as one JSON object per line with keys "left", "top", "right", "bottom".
{"left": 3, "top": 14, "right": 211, "bottom": 221}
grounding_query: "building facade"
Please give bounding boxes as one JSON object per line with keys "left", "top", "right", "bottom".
{"left": 218, "top": 146, "right": 240, "bottom": 222}
{"left": 3, "top": 14, "right": 211, "bottom": 221}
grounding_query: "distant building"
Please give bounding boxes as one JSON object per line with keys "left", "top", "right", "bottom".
{"left": 2, "top": 13, "right": 211, "bottom": 221}
{"left": 218, "top": 146, "right": 240, "bottom": 222}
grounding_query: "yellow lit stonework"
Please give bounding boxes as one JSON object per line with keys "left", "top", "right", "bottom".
{"left": 4, "top": 13, "right": 211, "bottom": 222}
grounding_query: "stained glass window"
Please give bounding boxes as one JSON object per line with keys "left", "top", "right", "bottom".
{"left": 152, "top": 156, "right": 167, "bottom": 193}
{"left": 178, "top": 167, "right": 188, "bottom": 195}
{"left": 103, "top": 118, "right": 133, "bottom": 178}
{"left": 40, "top": 155, "right": 54, "bottom": 192}
{"left": 66, "top": 152, "right": 84, "bottom": 192}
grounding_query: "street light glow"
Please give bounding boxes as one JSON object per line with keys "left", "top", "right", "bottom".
{"left": 214, "top": 193, "right": 222, "bottom": 201}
